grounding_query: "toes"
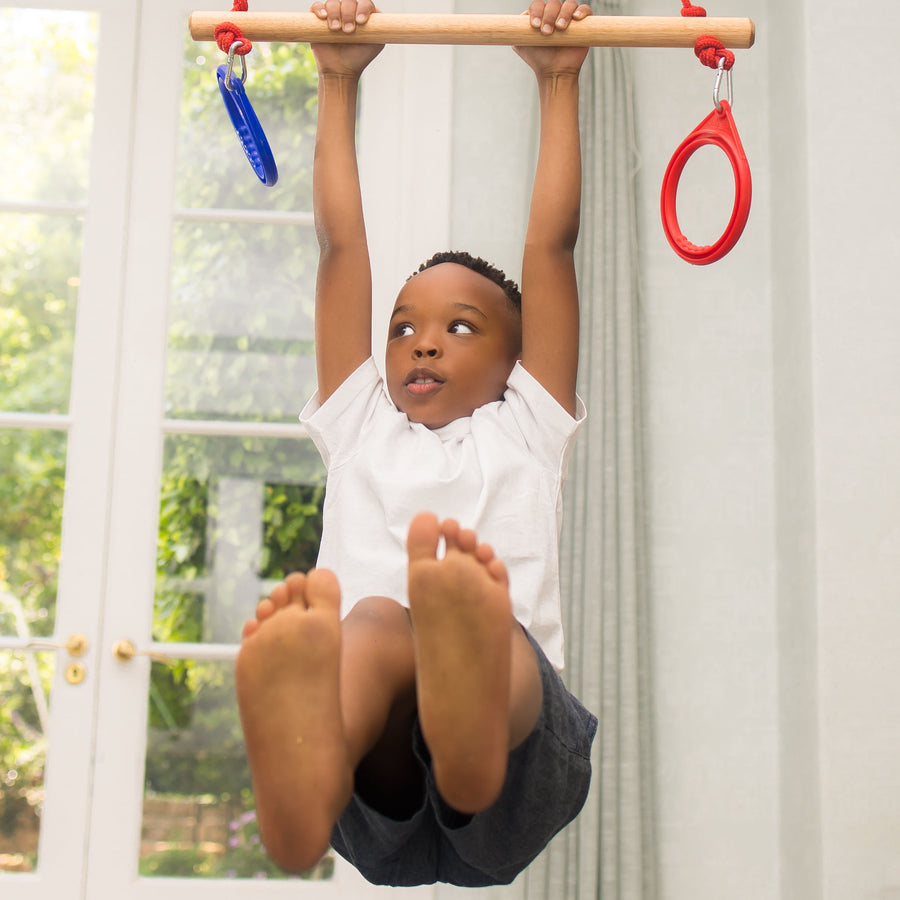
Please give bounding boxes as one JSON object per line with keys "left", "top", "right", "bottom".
{"left": 456, "top": 527, "right": 478, "bottom": 555}
{"left": 280, "top": 572, "right": 315, "bottom": 610}
{"left": 306, "top": 568, "right": 342, "bottom": 613}
{"left": 254, "top": 570, "right": 341, "bottom": 624}
{"left": 441, "top": 519, "right": 479, "bottom": 555}
{"left": 411, "top": 515, "right": 507, "bottom": 590}
{"left": 270, "top": 574, "right": 310, "bottom": 610}
{"left": 242, "top": 618, "right": 260, "bottom": 639}
{"left": 487, "top": 557, "right": 510, "bottom": 590}
{"left": 439, "top": 518, "right": 461, "bottom": 552}
{"left": 255, "top": 597, "right": 276, "bottom": 622}
{"left": 475, "top": 542, "right": 496, "bottom": 566}
{"left": 407, "top": 512, "right": 441, "bottom": 562}
{"left": 268, "top": 582, "right": 290, "bottom": 610}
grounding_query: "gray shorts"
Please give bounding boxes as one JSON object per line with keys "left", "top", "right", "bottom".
{"left": 330, "top": 631, "right": 597, "bottom": 887}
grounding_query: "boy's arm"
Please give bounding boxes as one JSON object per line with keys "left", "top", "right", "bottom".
{"left": 309, "top": 0, "right": 383, "bottom": 402}
{"left": 515, "top": 1, "right": 591, "bottom": 419}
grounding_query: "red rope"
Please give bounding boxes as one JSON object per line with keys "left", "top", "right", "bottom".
{"left": 694, "top": 35, "right": 735, "bottom": 71}
{"left": 680, "top": 0, "right": 735, "bottom": 71}
{"left": 215, "top": 0, "right": 252, "bottom": 55}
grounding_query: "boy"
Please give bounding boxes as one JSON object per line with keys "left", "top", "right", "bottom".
{"left": 235, "top": 0, "right": 597, "bottom": 886}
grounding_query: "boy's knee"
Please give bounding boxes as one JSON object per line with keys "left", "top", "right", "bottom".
{"left": 343, "top": 597, "right": 414, "bottom": 653}
{"left": 346, "top": 595, "right": 409, "bottom": 626}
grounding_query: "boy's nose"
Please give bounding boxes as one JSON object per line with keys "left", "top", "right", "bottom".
{"left": 413, "top": 343, "right": 440, "bottom": 359}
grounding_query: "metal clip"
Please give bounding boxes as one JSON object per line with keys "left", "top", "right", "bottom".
{"left": 225, "top": 41, "right": 248, "bottom": 91}
{"left": 714, "top": 56, "right": 734, "bottom": 113}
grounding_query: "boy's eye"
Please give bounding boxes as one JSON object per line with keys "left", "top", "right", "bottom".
{"left": 449, "top": 321, "right": 474, "bottom": 335}
{"left": 395, "top": 323, "right": 415, "bottom": 337}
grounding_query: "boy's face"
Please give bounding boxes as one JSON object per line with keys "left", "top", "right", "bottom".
{"left": 385, "top": 263, "right": 522, "bottom": 430}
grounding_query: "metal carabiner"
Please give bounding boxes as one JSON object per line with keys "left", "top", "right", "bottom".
{"left": 225, "top": 40, "right": 248, "bottom": 91}
{"left": 713, "top": 55, "right": 734, "bottom": 113}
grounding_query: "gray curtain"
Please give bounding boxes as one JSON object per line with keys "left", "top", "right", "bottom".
{"left": 523, "top": 4, "right": 657, "bottom": 896}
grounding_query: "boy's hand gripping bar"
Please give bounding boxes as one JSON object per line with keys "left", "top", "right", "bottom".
{"left": 189, "top": 12, "right": 755, "bottom": 48}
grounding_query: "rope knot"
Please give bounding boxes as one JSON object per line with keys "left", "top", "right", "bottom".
{"left": 680, "top": 1, "right": 707, "bottom": 15}
{"left": 694, "top": 34, "right": 735, "bottom": 70}
{"left": 215, "top": 21, "right": 252, "bottom": 55}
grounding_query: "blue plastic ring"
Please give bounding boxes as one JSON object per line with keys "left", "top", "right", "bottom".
{"left": 216, "top": 64, "right": 278, "bottom": 187}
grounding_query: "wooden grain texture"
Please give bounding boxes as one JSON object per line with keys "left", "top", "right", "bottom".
{"left": 189, "top": 12, "right": 755, "bottom": 49}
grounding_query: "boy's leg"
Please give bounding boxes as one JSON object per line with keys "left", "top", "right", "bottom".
{"left": 235, "top": 569, "right": 352, "bottom": 873}
{"left": 407, "top": 513, "right": 544, "bottom": 815}
{"left": 236, "top": 574, "right": 420, "bottom": 873}
{"left": 339, "top": 595, "right": 422, "bottom": 820}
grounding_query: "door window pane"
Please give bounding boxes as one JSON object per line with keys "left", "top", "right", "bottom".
{"left": 0, "top": 650, "right": 55, "bottom": 873}
{"left": 155, "top": 434, "right": 324, "bottom": 645}
{"left": 0, "top": 214, "right": 83, "bottom": 414}
{"left": 2, "top": 9, "right": 98, "bottom": 205}
{"left": 140, "top": 659, "right": 333, "bottom": 880}
{"left": 166, "top": 220, "right": 318, "bottom": 423}
{"left": 0, "top": 429, "right": 67, "bottom": 638}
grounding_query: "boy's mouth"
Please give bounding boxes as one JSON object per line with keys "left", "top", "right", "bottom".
{"left": 405, "top": 368, "right": 444, "bottom": 395}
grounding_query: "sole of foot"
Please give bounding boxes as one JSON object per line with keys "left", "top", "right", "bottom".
{"left": 406, "top": 512, "right": 513, "bottom": 813}
{"left": 235, "top": 569, "right": 352, "bottom": 873}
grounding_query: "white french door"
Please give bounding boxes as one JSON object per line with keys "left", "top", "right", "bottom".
{"left": 1, "top": 0, "right": 444, "bottom": 896}
{"left": 1, "top": 2, "right": 140, "bottom": 895}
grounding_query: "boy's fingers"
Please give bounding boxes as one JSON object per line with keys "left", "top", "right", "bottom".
{"left": 529, "top": 0, "right": 589, "bottom": 34}
{"left": 341, "top": 1, "right": 360, "bottom": 31}
{"left": 321, "top": 0, "right": 352, "bottom": 31}
{"left": 321, "top": 0, "right": 340, "bottom": 30}
{"left": 554, "top": 0, "right": 588, "bottom": 30}
{"left": 540, "top": 0, "right": 563, "bottom": 33}
{"left": 355, "top": 0, "right": 379, "bottom": 23}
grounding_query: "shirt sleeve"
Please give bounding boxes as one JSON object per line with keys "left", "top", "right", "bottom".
{"left": 500, "top": 361, "right": 587, "bottom": 474}
{"left": 299, "top": 358, "right": 385, "bottom": 470}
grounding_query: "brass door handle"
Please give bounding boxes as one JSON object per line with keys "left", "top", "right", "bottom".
{"left": 112, "top": 639, "right": 173, "bottom": 665}
{"left": 25, "top": 632, "right": 89, "bottom": 657}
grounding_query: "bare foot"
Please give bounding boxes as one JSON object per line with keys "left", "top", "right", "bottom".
{"left": 235, "top": 570, "right": 352, "bottom": 873}
{"left": 407, "top": 512, "right": 513, "bottom": 813}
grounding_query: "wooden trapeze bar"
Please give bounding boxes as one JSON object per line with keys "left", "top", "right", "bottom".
{"left": 188, "top": 12, "right": 756, "bottom": 49}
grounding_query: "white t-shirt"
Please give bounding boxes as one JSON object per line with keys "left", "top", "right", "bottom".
{"left": 300, "top": 358, "right": 585, "bottom": 670}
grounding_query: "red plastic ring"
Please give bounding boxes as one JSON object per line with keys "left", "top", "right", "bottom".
{"left": 660, "top": 100, "right": 752, "bottom": 265}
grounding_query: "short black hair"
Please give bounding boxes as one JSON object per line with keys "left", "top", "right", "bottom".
{"left": 410, "top": 250, "right": 522, "bottom": 315}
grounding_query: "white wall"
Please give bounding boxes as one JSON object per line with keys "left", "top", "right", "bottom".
{"left": 805, "top": 3, "right": 900, "bottom": 899}
{"left": 440, "top": 0, "right": 900, "bottom": 898}
{"left": 632, "top": 1, "right": 900, "bottom": 899}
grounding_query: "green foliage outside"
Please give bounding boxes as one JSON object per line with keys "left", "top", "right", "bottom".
{"left": 139, "top": 807, "right": 334, "bottom": 881}
{"left": 1, "top": 15, "right": 328, "bottom": 878}
{"left": 1, "top": 11, "right": 96, "bottom": 861}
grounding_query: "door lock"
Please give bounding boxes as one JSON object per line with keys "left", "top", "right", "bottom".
{"left": 65, "top": 662, "right": 87, "bottom": 685}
